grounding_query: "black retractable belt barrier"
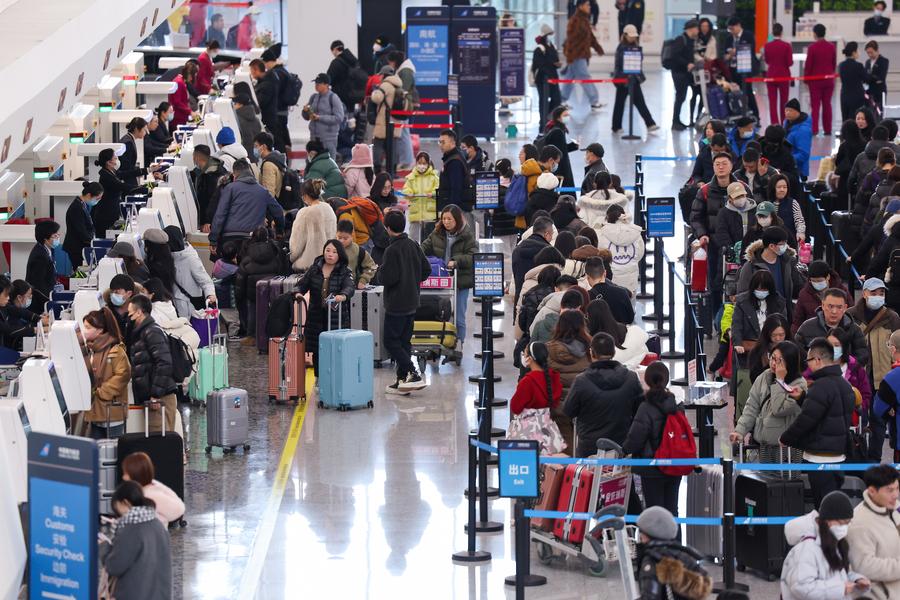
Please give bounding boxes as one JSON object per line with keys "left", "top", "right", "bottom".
{"left": 622, "top": 75, "right": 641, "bottom": 141}
{"left": 671, "top": 293, "right": 696, "bottom": 387}
{"left": 713, "top": 458, "right": 748, "bottom": 592}
{"left": 384, "top": 107, "right": 395, "bottom": 178}
{"left": 471, "top": 297, "right": 503, "bottom": 383}
{"left": 452, "top": 434, "right": 492, "bottom": 564}
{"left": 466, "top": 393, "right": 504, "bottom": 534}
{"left": 660, "top": 260, "right": 685, "bottom": 359}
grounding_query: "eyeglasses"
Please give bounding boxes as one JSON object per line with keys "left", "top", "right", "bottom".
{"left": 768, "top": 354, "right": 784, "bottom": 364}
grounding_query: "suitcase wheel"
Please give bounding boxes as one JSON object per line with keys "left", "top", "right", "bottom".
{"left": 536, "top": 542, "right": 554, "bottom": 565}
{"left": 586, "top": 559, "right": 606, "bottom": 578}
{"left": 367, "top": 401, "right": 374, "bottom": 409}
{"left": 243, "top": 444, "right": 251, "bottom": 451}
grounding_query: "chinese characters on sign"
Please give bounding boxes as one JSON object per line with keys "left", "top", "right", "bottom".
{"left": 408, "top": 25, "right": 449, "bottom": 86}
{"left": 473, "top": 253, "right": 504, "bottom": 298}
{"left": 498, "top": 439, "right": 539, "bottom": 498}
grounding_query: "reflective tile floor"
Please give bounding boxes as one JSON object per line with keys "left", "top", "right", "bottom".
{"left": 171, "top": 71, "right": 845, "bottom": 599}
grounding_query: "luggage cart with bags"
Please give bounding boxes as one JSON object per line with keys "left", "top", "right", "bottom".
{"left": 531, "top": 439, "right": 636, "bottom": 577}
{"left": 412, "top": 270, "right": 460, "bottom": 373}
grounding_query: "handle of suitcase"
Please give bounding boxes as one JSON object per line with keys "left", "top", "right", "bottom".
{"left": 106, "top": 401, "right": 125, "bottom": 438}
{"left": 143, "top": 403, "right": 167, "bottom": 437}
{"left": 326, "top": 295, "right": 343, "bottom": 331}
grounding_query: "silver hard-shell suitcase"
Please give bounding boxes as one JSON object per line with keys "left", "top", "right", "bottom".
{"left": 205, "top": 333, "right": 250, "bottom": 455}
{"left": 350, "top": 285, "right": 388, "bottom": 365}
{"left": 686, "top": 464, "right": 723, "bottom": 560}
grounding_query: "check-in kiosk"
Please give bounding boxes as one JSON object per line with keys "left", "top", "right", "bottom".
{"left": 95, "top": 256, "right": 125, "bottom": 292}
{"left": 175, "top": 127, "right": 216, "bottom": 168}
{"left": 202, "top": 113, "right": 224, "bottom": 142}
{"left": 137, "top": 206, "right": 165, "bottom": 235}
{"left": 83, "top": 76, "right": 124, "bottom": 143}
{"left": 40, "top": 180, "right": 85, "bottom": 239}
{"left": 72, "top": 290, "right": 103, "bottom": 324}
{"left": 230, "top": 67, "right": 260, "bottom": 107}
{"left": 18, "top": 358, "right": 68, "bottom": 435}
{"left": 75, "top": 142, "right": 125, "bottom": 182}
{"left": 112, "top": 52, "right": 145, "bottom": 109}
{"left": 47, "top": 103, "right": 98, "bottom": 180}
{"left": 0, "top": 409, "right": 26, "bottom": 598}
{"left": 211, "top": 97, "right": 239, "bottom": 137}
{"left": 148, "top": 187, "right": 185, "bottom": 231}
{"left": 0, "top": 396, "right": 29, "bottom": 504}
{"left": 9, "top": 135, "right": 65, "bottom": 219}
{"left": 0, "top": 170, "right": 25, "bottom": 218}
{"left": 163, "top": 165, "right": 199, "bottom": 233}
{"left": 48, "top": 321, "right": 91, "bottom": 413}
{"left": 136, "top": 81, "right": 178, "bottom": 113}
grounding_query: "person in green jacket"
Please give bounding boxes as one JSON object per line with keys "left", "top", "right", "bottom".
{"left": 420, "top": 204, "right": 477, "bottom": 347}
{"left": 305, "top": 139, "right": 348, "bottom": 199}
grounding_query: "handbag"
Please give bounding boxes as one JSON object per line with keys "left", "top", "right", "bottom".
{"left": 842, "top": 394, "right": 868, "bottom": 463}
{"left": 507, "top": 407, "right": 567, "bottom": 455}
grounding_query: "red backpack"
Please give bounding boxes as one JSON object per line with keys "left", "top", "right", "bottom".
{"left": 653, "top": 411, "right": 697, "bottom": 476}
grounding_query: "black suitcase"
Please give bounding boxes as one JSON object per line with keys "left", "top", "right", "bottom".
{"left": 117, "top": 405, "right": 184, "bottom": 502}
{"left": 734, "top": 470, "right": 804, "bottom": 580}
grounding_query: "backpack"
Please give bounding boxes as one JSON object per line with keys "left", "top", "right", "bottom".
{"left": 661, "top": 37, "right": 678, "bottom": 70}
{"left": 533, "top": 131, "right": 548, "bottom": 152}
{"left": 653, "top": 411, "right": 697, "bottom": 476}
{"left": 347, "top": 65, "right": 369, "bottom": 106}
{"left": 265, "top": 292, "right": 300, "bottom": 339}
{"left": 504, "top": 174, "right": 528, "bottom": 216}
{"left": 888, "top": 248, "right": 900, "bottom": 284}
{"left": 166, "top": 334, "right": 195, "bottom": 382}
{"left": 334, "top": 196, "right": 389, "bottom": 248}
{"left": 275, "top": 66, "right": 302, "bottom": 109}
{"left": 263, "top": 157, "right": 302, "bottom": 211}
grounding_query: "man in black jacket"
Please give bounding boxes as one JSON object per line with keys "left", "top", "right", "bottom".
{"left": 327, "top": 40, "right": 362, "bottom": 110}
{"left": 26, "top": 220, "right": 60, "bottom": 314}
{"left": 795, "top": 288, "right": 871, "bottom": 367}
{"left": 722, "top": 16, "right": 760, "bottom": 118}
{"left": 249, "top": 59, "right": 281, "bottom": 149}
{"left": 564, "top": 332, "right": 642, "bottom": 457}
{"left": 584, "top": 256, "right": 634, "bottom": 324}
{"left": 191, "top": 144, "right": 227, "bottom": 231}
{"left": 669, "top": 20, "right": 698, "bottom": 131}
{"left": 781, "top": 337, "right": 856, "bottom": 507}
{"left": 437, "top": 130, "right": 473, "bottom": 224}
{"left": 126, "top": 294, "right": 178, "bottom": 433}
{"left": 375, "top": 211, "right": 432, "bottom": 395}
{"left": 512, "top": 217, "right": 554, "bottom": 307}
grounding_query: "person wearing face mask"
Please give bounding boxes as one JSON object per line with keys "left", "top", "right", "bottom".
{"left": 727, "top": 116, "right": 759, "bottom": 160}
{"left": 0, "top": 277, "right": 41, "bottom": 350}
{"left": 144, "top": 103, "right": 174, "bottom": 164}
{"left": 731, "top": 270, "right": 787, "bottom": 355}
{"left": 371, "top": 35, "right": 396, "bottom": 74}
{"left": 8, "top": 280, "right": 45, "bottom": 332}
{"left": 781, "top": 491, "right": 869, "bottom": 599}
{"left": 168, "top": 63, "right": 197, "bottom": 129}
{"left": 63, "top": 181, "right": 101, "bottom": 270}
{"left": 734, "top": 147, "right": 778, "bottom": 205}
{"left": 401, "top": 151, "right": 439, "bottom": 243}
{"left": 541, "top": 106, "right": 578, "bottom": 189}
{"left": 849, "top": 278, "right": 900, "bottom": 391}
{"left": 95, "top": 148, "right": 142, "bottom": 237}
{"left": 118, "top": 117, "right": 160, "bottom": 189}
{"left": 104, "top": 274, "right": 140, "bottom": 342}
{"left": 737, "top": 226, "right": 804, "bottom": 322}
{"left": 865, "top": 0, "right": 891, "bottom": 36}
{"left": 814, "top": 327, "right": 872, "bottom": 428}
{"left": 532, "top": 24, "right": 562, "bottom": 126}
{"left": 80, "top": 308, "right": 130, "bottom": 439}
{"left": 25, "top": 220, "right": 61, "bottom": 313}
{"left": 715, "top": 182, "right": 757, "bottom": 256}
{"left": 611, "top": 25, "right": 658, "bottom": 136}
{"left": 793, "top": 260, "right": 848, "bottom": 336}
{"left": 253, "top": 132, "right": 288, "bottom": 206}
{"left": 195, "top": 39, "right": 221, "bottom": 96}
{"left": 126, "top": 294, "right": 178, "bottom": 433}
{"left": 796, "top": 289, "right": 871, "bottom": 368}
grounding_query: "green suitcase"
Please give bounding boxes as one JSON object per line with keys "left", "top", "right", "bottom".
{"left": 189, "top": 334, "right": 228, "bottom": 405}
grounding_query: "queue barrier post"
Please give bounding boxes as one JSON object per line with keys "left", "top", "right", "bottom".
{"left": 452, "top": 434, "right": 492, "bottom": 564}
{"left": 660, "top": 260, "right": 685, "bottom": 359}
{"left": 470, "top": 295, "right": 504, "bottom": 386}
{"left": 671, "top": 292, "right": 696, "bottom": 387}
{"left": 505, "top": 499, "right": 547, "bottom": 593}
{"left": 622, "top": 75, "right": 641, "bottom": 141}
{"left": 713, "top": 457, "right": 748, "bottom": 593}
{"left": 465, "top": 377, "right": 499, "bottom": 499}
{"left": 466, "top": 398, "right": 503, "bottom": 534}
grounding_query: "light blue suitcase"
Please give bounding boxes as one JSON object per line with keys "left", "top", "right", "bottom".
{"left": 318, "top": 298, "right": 374, "bottom": 411}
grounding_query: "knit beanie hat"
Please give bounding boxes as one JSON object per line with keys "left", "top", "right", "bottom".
{"left": 215, "top": 126, "right": 236, "bottom": 146}
{"left": 785, "top": 98, "right": 801, "bottom": 112}
{"left": 637, "top": 506, "right": 678, "bottom": 540}
{"left": 818, "top": 491, "right": 853, "bottom": 521}
{"left": 537, "top": 172, "right": 559, "bottom": 191}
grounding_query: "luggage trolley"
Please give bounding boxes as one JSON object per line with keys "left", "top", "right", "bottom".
{"left": 412, "top": 270, "right": 460, "bottom": 372}
{"left": 531, "top": 439, "right": 636, "bottom": 577}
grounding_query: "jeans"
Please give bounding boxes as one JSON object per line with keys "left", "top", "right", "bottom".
{"left": 384, "top": 312, "right": 416, "bottom": 380}
{"left": 89, "top": 423, "right": 125, "bottom": 439}
{"left": 611, "top": 81, "right": 655, "bottom": 130}
{"left": 805, "top": 459, "right": 844, "bottom": 508}
{"left": 671, "top": 71, "right": 691, "bottom": 125}
{"left": 766, "top": 81, "right": 790, "bottom": 126}
{"left": 808, "top": 81, "right": 835, "bottom": 135}
{"left": 456, "top": 287, "right": 470, "bottom": 341}
{"left": 395, "top": 126, "right": 415, "bottom": 166}
{"left": 560, "top": 58, "right": 599, "bottom": 105}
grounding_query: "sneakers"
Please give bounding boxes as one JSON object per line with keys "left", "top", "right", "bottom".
{"left": 398, "top": 372, "right": 428, "bottom": 391}
{"left": 671, "top": 121, "right": 687, "bottom": 131}
{"left": 590, "top": 103, "right": 606, "bottom": 111}
{"left": 385, "top": 380, "right": 410, "bottom": 396}
{"left": 647, "top": 124, "right": 660, "bottom": 132}
{"left": 612, "top": 128, "right": 623, "bottom": 134}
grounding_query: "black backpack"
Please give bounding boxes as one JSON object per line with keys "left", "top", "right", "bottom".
{"left": 266, "top": 292, "right": 304, "bottom": 339}
{"left": 275, "top": 66, "right": 302, "bottom": 109}
{"left": 661, "top": 37, "right": 678, "bottom": 70}
{"left": 889, "top": 249, "right": 900, "bottom": 285}
{"left": 264, "top": 157, "right": 302, "bottom": 211}
{"left": 347, "top": 65, "right": 369, "bottom": 106}
{"left": 166, "top": 333, "right": 194, "bottom": 382}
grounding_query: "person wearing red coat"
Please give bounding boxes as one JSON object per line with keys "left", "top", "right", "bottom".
{"left": 762, "top": 23, "right": 793, "bottom": 127}
{"left": 804, "top": 24, "right": 837, "bottom": 135}
{"left": 168, "top": 68, "right": 193, "bottom": 129}
{"left": 195, "top": 41, "right": 219, "bottom": 96}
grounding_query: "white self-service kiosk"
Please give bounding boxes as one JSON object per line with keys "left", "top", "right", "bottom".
{"left": 135, "top": 81, "right": 177, "bottom": 113}
{"left": 137, "top": 206, "right": 165, "bottom": 236}
{"left": 211, "top": 97, "right": 239, "bottom": 137}
{"left": 83, "top": 76, "right": 124, "bottom": 143}
{"left": 0, "top": 415, "right": 26, "bottom": 600}
{"left": 18, "top": 358, "right": 68, "bottom": 435}
{"left": 112, "top": 52, "right": 145, "bottom": 109}
{"left": 163, "top": 165, "right": 199, "bottom": 233}
{"left": 202, "top": 113, "right": 224, "bottom": 142}
{"left": 0, "top": 396, "right": 30, "bottom": 504}
{"left": 46, "top": 103, "right": 98, "bottom": 180}
{"left": 0, "top": 170, "right": 25, "bottom": 217}
{"left": 10, "top": 135, "right": 65, "bottom": 219}
{"left": 48, "top": 321, "right": 91, "bottom": 413}
{"left": 148, "top": 186, "right": 185, "bottom": 231}
{"left": 116, "top": 231, "right": 144, "bottom": 260}
{"left": 72, "top": 290, "right": 103, "bottom": 325}
{"left": 95, "top": 256, "right": 125, "bottom": 293}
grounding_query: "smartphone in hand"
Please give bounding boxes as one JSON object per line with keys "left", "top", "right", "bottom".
{"left": 775, "top": 379, "right": 794, "bottom": 393}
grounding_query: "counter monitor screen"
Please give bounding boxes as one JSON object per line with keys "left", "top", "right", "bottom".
{"left": 18, "top": 403, "right": 31, "bottom": 437}
{"left": 47, "top": 363, "right": 70, "bottom": 431}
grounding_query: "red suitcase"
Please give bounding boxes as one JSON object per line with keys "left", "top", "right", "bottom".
{"left": 553, "top": 464, "right": 595, "bottom": 544}
{"left": 268, "top": 296, "right": 307, "bottom": 403}
{"left": 533, "top": 462, "right": 566, "bottom": 531}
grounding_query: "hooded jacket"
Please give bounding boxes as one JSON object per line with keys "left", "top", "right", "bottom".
{"left": 564, "top": 359, "right": 642, "bottom": 458}
{"left": 437, "top": 147, "right": 471, "bottom": 212}
{"left": 216, "top": 141, "right": 249, "bottom": 173}
{"left": 596, "top": 219, "right": 644, "bottom": 295}
{"left": 327, "top": 48, "right": 361, "bottom": 108}
{"left": 209, "top": 173, "right": 285, "bottom": 245}
{"left": 526, "top": 187, "right": 559, "bottom": 225}
{"left": 127, "top": 316, "right": 177, "bottom": 404}
{"left": 577, "top": 189, "right": 630, "bottom": 228}
{"left": 254, "top": 69, "right": 280, "bottom": 127}
{"left": 420, "top": 223, "right": 478, "bottom": 289}
{"left": 849, "top": 140, "right": 900, "bottom": 196}
{"left": 791, "top": 269, "right": 848, "bottom": 335}
{"left": 734, "top": 165, "right": 778, "bottom": 204}
{"left": 783, "top": 113, "right": 813, "bottom": 177}
{"left": 780, "top": 364, "right": 856, "bottom": 455}
{"left": 613, "top": 325, "right": 650, "bottom": 368}
{"left": 847, "top": 490, "right": 900, "bottom": 600}
{"left": 296, "top": 256, "right": 354, "bottom": 347}
{"left": 734, "top": 369, "right": 805, "bottom": 445}
{"left": 373, "top": 232, "right": 432, "bottom": 316}
{"left": 531, "top": 35, "right": 561, "bottom": 87}
{"left": 171, "top": 244, "right": 215, "bottom": 318}
{"left": 305, "top": 151, "right": 348, "bottom": 199}
{"left": 521, "top": 158, "right": 545, "bottom": 194}
{"left": 623, "top": 389, "right": 682, "bottom": 477}
{"left": 401, "top": 165, "right": 439, "bottom": 222}
{"left": 236, "top": 238, "right": 285, "bottom": 305}
{"left": 529, "top": 291, "right": 565, "bottom": 344}
{"left": 542, "top": 124, "right": 577, "bottom": 188}
{"left": 637, "top": 540, "right": 712, "bottom": 600}
{"left": 869, "top": 213, "right": 900, "bottom": 283}
{"left": 564, "top": 245, "right": 604, "bottom": 279}
{"left": 715, "top": 197, "right": 758, "bottom": 252}
{"left": 191, "top": 156, "right": 227, "bottom": 227}
{"left": 289, "top": 202, "right": 337, "bottom": 271}
{"left": 781, "top": 511, "right": 863, "bottom": 600}
{"left": 512, "top": 234, "right": 552, "bottom": 305}
{"left": 731, "top": 290, "right": 788, "bottom": 346}
{"left": 234, "top": 104, "right": 262, "bottom": 160}
{"left": 259, "top": 150, "right": 287, "bottom": 202}
{"left": 546, "top": 338, "right": 590, "bottom": 398}
{"left": 370, "top": 75, "right": 404, "bottom": 139}
{"left": 150, "top": 300, "right": 200, "bottom": 385}
{"left": 343, "top": 145, "right": 374, "bottom": 198}
{"left": 517, "top": 275, "right": 555, "bottom": 340}
{"left": 105, "top": 506, "right": 172, "bottom": 600}
{"left": 795, "top": 308, "right": 871, "bottom": 368}
{"left": 848, "top": 297, "right": 900, "bottom": 388}
{"left": 689, "top": 176, "right": 747, "bottom": 242}
{"left": 736, "top": 239, "right": 804, "bottom": 315}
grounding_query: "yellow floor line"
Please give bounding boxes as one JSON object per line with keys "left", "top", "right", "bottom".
{"left": 236, "top": 371, "right": 313, "bottom": 600}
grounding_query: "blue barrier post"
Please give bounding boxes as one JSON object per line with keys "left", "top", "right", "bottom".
{"left": 453, "top": 435, "right": 492, "bottom": 563}
{"left": 661, "top": 260, "right": 685, "bottom": 359}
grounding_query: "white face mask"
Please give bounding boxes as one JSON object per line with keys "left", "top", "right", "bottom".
{"left": 373, "top": 43, "right": 382, "bottom": 52}
{"left": 830, "top": 524, "right": 849, "bottom": 541}
{"left": 867, "top": 295, "right": 886, "bottom": 310}
{"left": 757, "top": 216, "right": 772, "bottom": 227}
{"left": 775, "top": 244, "right": 788, "bottom": 256}
{"left": 732, "top": 197, "right": 747, "bottom": 209}
{"left": 209, "top": 51, "right": 218, "bottom": 60}
{"left": 416, "top": 164, "right": 427, "bottom": 173}
{"left": 811, "top": 280, "right": 828, "bottom": 291}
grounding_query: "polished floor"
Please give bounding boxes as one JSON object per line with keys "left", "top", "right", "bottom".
{"left": 170, "top": 70, "right": 845, "bottom": 599}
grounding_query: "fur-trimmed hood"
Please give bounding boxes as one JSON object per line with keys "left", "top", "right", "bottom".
{"left": 743, "top": 238, "right": 796, "bottom": 262}
{"left": 884, "top": 212, "right": 900, "bottom": 237}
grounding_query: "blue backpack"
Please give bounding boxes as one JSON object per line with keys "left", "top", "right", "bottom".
{"left": 504, "top": 174, "right": 528, "bottom": 216}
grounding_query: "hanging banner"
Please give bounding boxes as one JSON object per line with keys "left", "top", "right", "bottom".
{"left": 450, "top": 6, "right": 497, "bottom": 138}
{"left": 499, "top": 27, "right": 525, "bottom": 97}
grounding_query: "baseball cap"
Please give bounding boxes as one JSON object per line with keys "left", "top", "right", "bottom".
{"left": 583, "top": 142, "right": 605, "bottom": 157}
{"left": 863, "top": 277, "right": 887, "bottom": 291}
{"left": 726, "top": 182, "right": 748, "bottom": 200}
{"left": 623, "top": 24, "right": 639, "bottom": 38}
{"left": 756, "top": 201, "right": 776, "bottom": 215}
{"left": 313, "top": 73, "right": 331, "bottom": 85}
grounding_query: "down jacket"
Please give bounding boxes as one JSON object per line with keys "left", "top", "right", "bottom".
{"left": 150, "top": 300, "right": 200, "bottom": 386}
{"left": 296, "top": 256, "right": 355, "bottom": 349}
{"left": 83, "top": 334, "right": 131, "bottom": 424}
{"left": 577, "top": 189, "right": 630, "bottom": 229}
{"left": 127, "top": 316, "right": 177, "bottom": 404}
{"left": 517, "top": 279, "right": 555, "bottom": 340}
{"left": 791, "top": 268, "right": 848, "bottom": 335}
{"left": 612, "top": 325, "right": 650, "bottom": 368}
{"left": 623, "top": 389, "right": 683, "bottom": 477}
{"left": 596, "top": 220, "right": 644, "bottom": 296}
{"left": 847, "top": 490, "right": 900, "bottom": 600}
{"left": 236, "top": 239, "right": 285, "bottom": 306}
{"left": 847, "top": 297, "right": 900, "bottom": 388}
{"left": 794, "top": 308, "right": 871, "bottom": 368}
{"left": 734, "top": 369, "right": 805, "bottom": 446}
{"left": 171, "top": 245, "right": 215, "bottom": 318}
{"left": 736, "top": 239, "right": 804, "bottom": 319}
{"left": 779, "top": 364, "right": 855, "bottom": 455}
{"left": 781, "top": 511, "right": 864, "bottom": 600}
{"left": 370, "top": 75, "right": 404, "bottom": 139}
{"left": 420, "top": 223, "right": 478, "bottom": 290}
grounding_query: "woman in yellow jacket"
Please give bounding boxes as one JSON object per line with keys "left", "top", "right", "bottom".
{"left": 401, "top": 151, "right": 439, "bottom": 242}
{"left": 81, "top": 307, "right": 131, "bottom": 439}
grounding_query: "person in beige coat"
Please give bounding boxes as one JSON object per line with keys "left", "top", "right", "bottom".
{"left": 847, "top": 464, "right": 900, "bottom": 600}
{"left": 289, "top": 179, "right": 337, "bottom": 271}
{"left": 370, "top": 69, "right": 404, "bottom": 171}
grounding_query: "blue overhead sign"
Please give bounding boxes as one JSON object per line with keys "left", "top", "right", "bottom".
{"left": 498, "top": 439, "right": 539, "bottom": 498}
{"left": 408, "top": 24, "right": 449, "bottom": 86}
{"left": 29, "top": 433, "right": 98, "bottom": 600}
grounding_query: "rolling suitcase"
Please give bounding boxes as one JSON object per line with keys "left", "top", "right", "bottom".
{"left": 553, "top": 464, "right": 595, "bottom": 544}
{"left": 534, "top": 462, "right": 566, "bottom": 531}
{"left": 318, "top": 297, "right": 374, "bottom": 411}
{"left": 205, "top": 381, "right": 250, "bottom": 455}
{"left": 117, "top": 405, "right": 184, "bottom": 502}
{"left": 98, "top": 403, "right": 121, "bottom": 515}
{"left": 255, "top": 276, "right": 282, "bottom": 353}
{"left": 735, "top": 469, "right": 804, "bottom": 579}
{"left": 189, "top": 326, "right": 228, "bottom": 405}
{"left": 268, "top": 296, "right": 307, "bottom": 403}
{"left": 350, "top": 285, "right": 389, "bottom": 365}
{"left": 686, "top": 464, "right": 724, "bottom": 560}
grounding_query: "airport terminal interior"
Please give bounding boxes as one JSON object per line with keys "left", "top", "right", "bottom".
{"left": 3, "top": 0, "right": 900, "bottom": 599}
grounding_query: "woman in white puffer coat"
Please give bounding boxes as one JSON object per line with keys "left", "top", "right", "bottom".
{"left": 780, "top": 491, "right": 870, "bottom": 600}
{"left": 595, "top": 205, "right": 644, "bottom": 297}
{"left": 577, "top": 171, "right": 629, "bottom": 229}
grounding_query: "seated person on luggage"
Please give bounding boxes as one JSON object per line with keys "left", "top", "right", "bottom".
{"left": 295, "top": 239, "right": 354, "bottom": 378}
{"left": 80, "top": 307, "right": 131, "bottom": 439}
{"left": 747, "top": 314, "right": 790, "bottom": 381}
{"left": 104, "top": 274, "right": 139, "bottom": 342}
{"left": 121, "top": 452, "right": 185, "bottom": 526}
{"left": 730, "top": 340, "right": 805, "bottom": 463}
{"left": 0, "top": 277, "right": 38, "bottom": 350}
{"left": 565, "top": 332, "right": 643, "bottom": 458}
{"left": 105, "top": 481, "right": 172, "bottom": 600}
{"left": 583, "top": 256, "right": 634, "bottom": 323}
{"left": 510, "top": 341, "right": 565, "bottom": 455}
{"left": 26, "top": 219, "right": 61, "bottom": 314}
{"left": 126, "top": 294, "right": 178, "bottom": 434}
{"left": 732, "top": 270, "right": 787, "bottom": 355}
{"left": 336, "top": 219, "right": 377, "bottom": 290}
{"left": 107, "top": 242, "right": 151, "bottom": 284}
{"left": 635, "top": 506, "right": 713, "bottom": 600}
